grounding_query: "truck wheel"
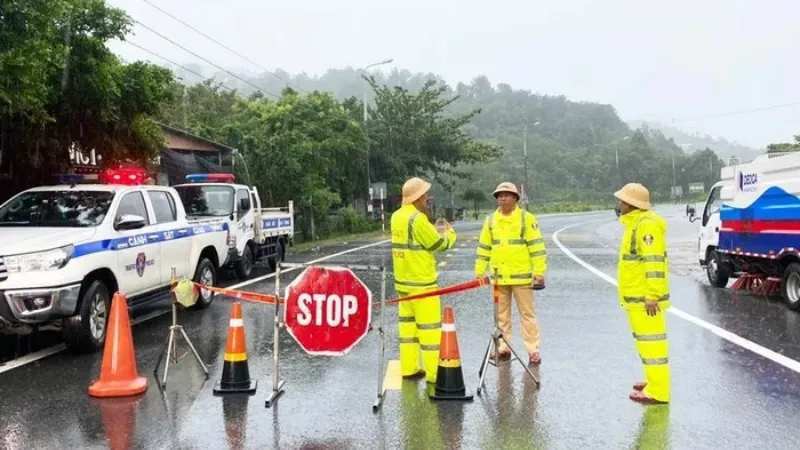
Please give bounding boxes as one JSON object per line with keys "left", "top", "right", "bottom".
{"left": 706, "top": 249, "right": 730, "bottom": 288}
{"left": 190, "top": 258, "right": 216, "bottom": 310}
{"left": 780, "top": 263, "right": 800, "bottom": 311}
{"left": 62, "top": 280, "right": 111, "bottom": 353}
{"left": 234, "top": 244, "right": 254, "bottom": 279}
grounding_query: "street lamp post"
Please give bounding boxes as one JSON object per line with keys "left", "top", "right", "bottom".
{"left": 362, "top": 58, "right": 393, "bottom": 213}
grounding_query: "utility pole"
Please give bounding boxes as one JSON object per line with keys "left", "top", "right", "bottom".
{"left": 523, "top": 125, "right": 529, "bottom": 211}
{"left": 709, "top": 154, "right": 714, "bottom": 183}
{"left": 672, "top": 150, "right": 677, "bottom": 190}
{"left": 363, "top": 93, "right": 371, "bottom": 213}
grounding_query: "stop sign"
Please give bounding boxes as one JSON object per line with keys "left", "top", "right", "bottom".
{"left": 283, "top": 266, "right": 372, "bottom": 356}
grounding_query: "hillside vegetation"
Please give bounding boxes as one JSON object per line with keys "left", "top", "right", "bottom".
{"left": 165, "top": 65, "right": 730, "bottom": 210}
{"left": 628, "top": 120, "right": 763, "bottom": 163}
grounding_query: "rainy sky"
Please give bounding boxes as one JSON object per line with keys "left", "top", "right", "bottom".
{"left": 106, "top": 0, "right": 800, "bottom": 149}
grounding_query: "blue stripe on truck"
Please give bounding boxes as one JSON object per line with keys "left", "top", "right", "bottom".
{"left": 72, "top": 223, "right": 229, "bottom": 259}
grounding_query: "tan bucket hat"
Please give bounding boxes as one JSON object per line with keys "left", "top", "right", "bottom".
{"left": 402, "top": 177, "right": 432, "bottom": 205}
{"left": 613, "top": 183, "right": 651, "bottom": 210}
{"left": 493, "top": 182, "right": 520, "bottom": 199}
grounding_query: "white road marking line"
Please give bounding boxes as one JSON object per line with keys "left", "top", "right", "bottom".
{"left": 0, "top": 344, "right": 65, "bottom": 374}
{"left": 227, "top": 239, "right": 391, "bottom": 290}
{"left": 0, "top": 239, "right": 392, "bottom": 373}
{"left": 552, "top": 221, "right": 800, "bottom": 374}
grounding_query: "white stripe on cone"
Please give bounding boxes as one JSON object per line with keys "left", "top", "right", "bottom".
{"left": 230, "top": 318, "right": 244, "bottom": 327}
{"left": 442, "top": 323, "right": 455, "bottom": 332}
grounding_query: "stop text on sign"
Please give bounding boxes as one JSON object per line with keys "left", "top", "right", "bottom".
{"left": 296, "top": 293, "right": 358, "bottom": 327}
{"left": 284, "top": 265, "right": 372, "bottom": 356}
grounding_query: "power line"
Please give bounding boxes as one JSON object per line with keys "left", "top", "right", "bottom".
{"left": 121, "top": 40, "right": 362, "bottom": 140}
{"left": 132, "top": 19, "right": 280, "bottom": 99}
{"left": 138, "top": 0, "right": 305, "bottom": 93}
{"left": 124, "top": 40, "right": 240, "bottom": 95}
{"left": 670, "top": 101, "right": 800, "bottom": 122}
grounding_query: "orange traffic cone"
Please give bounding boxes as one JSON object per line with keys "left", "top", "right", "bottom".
{"left": 88, "top": 292, "right": 148, "bottom": 397}
{"left": 429, "top": 305, "right": 473, "bottom": 401}
{"left": 214, "top": 302, "right": 257, "bottom": 394}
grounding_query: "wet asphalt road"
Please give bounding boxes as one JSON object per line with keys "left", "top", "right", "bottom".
{"left": 2, "top": 208, "right": 800, "bottom": 449}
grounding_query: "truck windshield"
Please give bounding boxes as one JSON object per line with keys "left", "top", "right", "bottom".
{"left": 175, "top": 185, "right": 234, "bottom": 217}
{"left": 0, "top": 190, "right": 114, "bottom": 227}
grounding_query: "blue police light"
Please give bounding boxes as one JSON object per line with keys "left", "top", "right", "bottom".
{"left": 56, "top": 173, "right": 100, "bottom": 184}
{"left": 185, "top": 173, "right": 236, "bottom": 183}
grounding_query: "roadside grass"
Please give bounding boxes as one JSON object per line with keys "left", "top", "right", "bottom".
{"left": 468, "top": 202, "right": 614, "bottom": 218}
{"left": 288, "top": 230, "right": 387, "bottom": 254}
{"left": 289, "top": 200, "right": 620, "bottom": 254}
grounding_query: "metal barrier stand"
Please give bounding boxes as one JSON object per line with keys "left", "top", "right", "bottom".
{"left": 263, "top": 261, "right": 389, "bottom": 412}
{"left": 373, "top": 265, "right": 387, "bottom": 413}
{"left": 476, "top": 268, "right": 540, "bottom": 395}
{"left": 265, "top": 262, "right": 285, "bottom": 408}
{"left": 153, "top": 267, "right": 210, "bottom": 389}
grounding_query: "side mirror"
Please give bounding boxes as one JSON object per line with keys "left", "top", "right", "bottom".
{"left": 239, "top": 198, "right": 250, "bottom": 211}
{"left": 115, "top": 214, "right": 146, "bottom": 231}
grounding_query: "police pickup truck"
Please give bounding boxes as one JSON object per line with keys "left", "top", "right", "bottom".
{"left": 0, "top": 175, "right": 230, "bottom": 353}
{"left": 173, "top": 173, "right": 293, "bottom": 279}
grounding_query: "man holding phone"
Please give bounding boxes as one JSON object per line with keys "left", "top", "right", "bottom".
{"left": 391, "top": 177, "right": 457, "bottom": 384}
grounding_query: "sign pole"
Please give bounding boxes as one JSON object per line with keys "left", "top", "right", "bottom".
{"left": 265, "top": 263, "right": 285, "bottom": 408}
{"left": 373, "top": 264, "right": 388, "bottom": 412}
{"left": 380, "top": 188, "right": 385, "bottom": 234}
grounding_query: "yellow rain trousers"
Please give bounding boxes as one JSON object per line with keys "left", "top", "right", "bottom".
{"left": 391, "top": 204, "right": 457, "bottom": 383}
{"left": 618, "top": 209, "right": 671, "bottom": 403}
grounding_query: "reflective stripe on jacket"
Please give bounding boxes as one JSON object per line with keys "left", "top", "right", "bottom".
{"left": 617, "top": 209, "right": 671, "bottom": 310}
{"left": 474, "top": 206, "right": 547, "bottom": 285}
{"left": 391, "top": 204, "right": 457, "bottom": 292}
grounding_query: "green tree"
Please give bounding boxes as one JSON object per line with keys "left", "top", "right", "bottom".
{"left": 767, "top": 135, "right": 800, "bottom": 153}
{"left": 0, "top": 0, "right": 174, "bottom": 197}
{"left": 461, "top": 187, "right": 488, "bottom": 218}
{"left": 363, "top": 76, "right": 502, "bottom": 190}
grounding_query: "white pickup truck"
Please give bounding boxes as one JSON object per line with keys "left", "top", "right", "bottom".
{"left": 0, "top": 177, "right": 230, "bottom": 352}
{"left": 173, "top": 174, "right": 294, "bottom": 279}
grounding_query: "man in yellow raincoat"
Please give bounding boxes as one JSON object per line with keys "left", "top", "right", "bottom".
{"left": 475, "top": 182, "right": 547, "bottom": 365}
{"left": 614, "top": 182, "right": 671, "bottom": 404}
{"left": 391, "top": 177, "right": 457, "bottom": 383}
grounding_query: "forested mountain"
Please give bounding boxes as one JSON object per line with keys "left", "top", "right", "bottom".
{"left": 627, "top": 120, "right": 763, "bottom": 163}
{"left": 165, "top": 65, "right": 727, "bottom": 204}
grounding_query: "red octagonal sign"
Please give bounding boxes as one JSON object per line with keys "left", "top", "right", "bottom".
{"left": 284, "top": 266, "right": 372, "bottom": 356}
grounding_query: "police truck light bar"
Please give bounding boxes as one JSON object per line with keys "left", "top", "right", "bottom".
{"left": 56, "top": 167, "right": 146, "bottom": 186}
{"left": 57, "top": 174, "right": 100, "bottom": 184}
{"left": 185, "top": 173, "right": 236, "bottom": 183}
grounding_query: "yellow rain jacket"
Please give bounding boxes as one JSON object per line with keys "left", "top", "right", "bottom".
{"left": 391, "top": 204, "right": 457, "bottom": 292}
{"left": 475, "top": 206, "right": 547, "bottom": 284}
{"left": 618, "top": 209, "right": 670, "bottom": 310}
